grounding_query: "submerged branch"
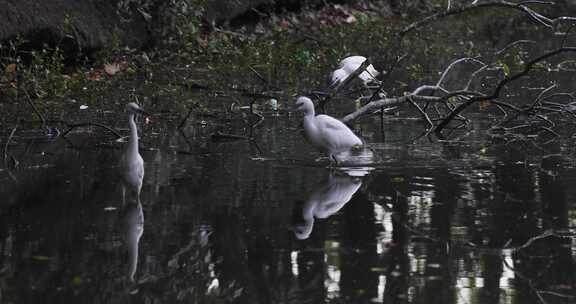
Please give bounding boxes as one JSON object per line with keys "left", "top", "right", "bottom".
{"left": 3, "top": 126, "right": 18, "bottom": 169}
{"left": 22, "top": 88, "right": 47, "bottom": 130}
{"left": 62, "top": 122, "right": 123, "bottom": 139}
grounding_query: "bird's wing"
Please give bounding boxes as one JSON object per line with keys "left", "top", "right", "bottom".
{"left": 316, "top": 115, "right": 348, "bottom": 131}
{"left": 339, "top": 56, "right": 366, "bottom": 68}
{"left": 136, "top": 155, "right": 145, "bottom": 180}
{"left": 316, "top": 115, "right": 363, "bottom": 146}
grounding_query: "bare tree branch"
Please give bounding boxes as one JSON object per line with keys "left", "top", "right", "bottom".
{"left": 400, "top": 1, "right": 564, "bottom": 36}
{"left": 435, "top": 47, "right": 576, "bottom": 133}
{"left": 341, "top": 95, "right": 440, "bottom": 123}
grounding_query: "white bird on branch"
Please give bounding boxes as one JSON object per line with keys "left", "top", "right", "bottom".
{"left": 295, "top": 96, "right": 364, "bottom": 164}
{"left": 119, "top": 102, "right": 148, "bottom": 204}
{"left": 330, "top": 55, "right": 381, "bottom": 88}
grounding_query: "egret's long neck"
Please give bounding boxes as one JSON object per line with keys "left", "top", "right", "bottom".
{"left": 304, "top": 104, "right": 315, "bottom": 117}
{"left": 128, "top": 113, "right": 139, "bottom": 154}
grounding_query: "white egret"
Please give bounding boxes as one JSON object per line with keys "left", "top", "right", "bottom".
{"left": 295, "top": 96, "right": 363, "bottom": 164}
{"left": 121, "top": 201, "right": 144, "bottom": 282}
{"left": 330, "top": 55, "right": 380, "bottom": 88}
{"left": 119, "top": 102, "right": 147, "bottom": 204}
{"left": 294, "top": 174, "right": 362, "bottom": 240}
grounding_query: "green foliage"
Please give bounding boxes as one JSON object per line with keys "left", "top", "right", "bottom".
{"left": 0, "top": 36, "right": 71, "bottom": 100}
{"left": 115, "top": 0, "right": 207, "bottom": 47}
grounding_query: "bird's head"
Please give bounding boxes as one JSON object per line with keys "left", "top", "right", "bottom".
{"left": 126, "top": 102, "right": 149, "bottom": 116}
{"left": 292, "top": 222, "right": 313, "bottom": 240}
{"left": 329, "top": 69, "right": 347, "bottom": 88}
{"left": 295, "top": 96, "right": 315, "bottom": 115}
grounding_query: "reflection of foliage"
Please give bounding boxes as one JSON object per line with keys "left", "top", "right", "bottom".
{"left": 137, "top": 228, "right": 243, "bottom": 303}
{"left": 267, "top": 275, "right": 322, "bottom": 304}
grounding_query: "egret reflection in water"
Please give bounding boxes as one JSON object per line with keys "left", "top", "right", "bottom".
{"left": 293, "top": 172, "right": 363, "bottom": 240}
{"left": 121, "top": 201, "right": 144, "bottom": 282}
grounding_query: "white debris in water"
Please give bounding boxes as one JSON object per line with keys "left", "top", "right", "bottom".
{"left": 80, "top": 105, "right": 89, "bottom": 110}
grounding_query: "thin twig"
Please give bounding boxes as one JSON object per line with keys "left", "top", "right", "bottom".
{"left": 22, "top": 88, "right": 46, "bottom": 129}
{"left": 495, "top": 40, "right": 537, "bottom": 55}
{"left": 178, "top": 106, "right": 196, "bottom": 129}
{"left": 248, "top": 66, "right": 269, "bottom": 86}
{"left": 408, "top": 96, "right": 434, "bottom": 129}
{"left": 400, "top": 1, "right": 558, "bottom": 36}
{"left": 3, "top": 126, "right": 17, "bottom": 168}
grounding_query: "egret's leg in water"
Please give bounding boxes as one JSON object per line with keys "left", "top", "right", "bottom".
{"left": 136, "top": 189, "right": 141, "bottom": 204}
{"left": 330, "top": 154, "right": 339, "bottom": 167}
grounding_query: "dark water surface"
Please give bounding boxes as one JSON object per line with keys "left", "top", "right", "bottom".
{"left": 1, "top": 106, "right": 576, "bottom": 304}
{"left": 3, "top": 13, "right": 576, "bottom": 302}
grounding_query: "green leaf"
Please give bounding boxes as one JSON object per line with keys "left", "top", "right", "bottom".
{"left": 499, "top": 61, "right": 510, "bottom": 78}
{"left": 32, "top": 255, "right": 52, "bottom": 261}
{"left": 71, "top": 276, "right": 82, "bottom": 285}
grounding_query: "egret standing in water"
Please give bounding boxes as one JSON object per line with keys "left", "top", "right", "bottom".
{"left": 295, "top": 96, "right": 363, "bottom": 164}
{"left": 330, "top": 55, "right": 380, "bottom": 88}
{"left": 119, "top": 102, "right": 147, "bottom": 204}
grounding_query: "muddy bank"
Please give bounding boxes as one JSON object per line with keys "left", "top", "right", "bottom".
{"left": 0, "top": 0, "right": 150, "bottom": 55}
{"left": 0, "top": 0, "right": 398, "bottom": 59}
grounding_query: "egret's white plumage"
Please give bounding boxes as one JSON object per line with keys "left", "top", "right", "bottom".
{"left": 330, "top": 55, "right": 380, "bottom": 87}
{"left": 119, "top": 102, "right": 146, "bottom": 204}
{"left": 294, "top": 174, "right": 362, "bottom": 240}
{"left": 295, "top": 96, "right": 363, "bottom": 163}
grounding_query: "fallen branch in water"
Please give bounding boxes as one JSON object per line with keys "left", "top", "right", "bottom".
{"left": 341, "top": 94, "right": 440, "bottom": 123}
{"left": 400, "top": 0, "right": 576, "bottom": 36}
{"left": 22, "top": 88, "right": 47, "bottom": 130}
{"left": 3, "top": 126, "right": 18, "bottom": 170}
{"left": 178, "top": 105, "right": 197, "bottom": 129}
{"left": 62, "top": 122, "right": 123, "bottom": 139}
{"left": 211, "top": 131, "right": 253, "bottom": 141}
{"left": 339, "top": 44, "right": 576, "bottom": 142}
{"left": 434, "top": 46, "right": 576, "bottom": 133}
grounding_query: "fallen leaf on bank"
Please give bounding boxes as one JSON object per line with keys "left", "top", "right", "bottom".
{"left": 479, "top": 100, "right": 491, "bottom": 110}
{"left": 71, "top": 276, "right": 82, "bottom": 285}
{"left": 345, "top": 15, "right": 357, "bottom": 24}
{"left": 5, "top": 63, "right": 17, "bottom": 73}
{"left": 279, "top": 20, "right": 291, "bottom": 28}
{"left": 104, "top": 63, "right": 121, "bottom": 76}
{"left": 88, "top": 70, "right": 102, "bottom": 81}
{"left": 32, "top": 255, "right": 52, "bottom": 261}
